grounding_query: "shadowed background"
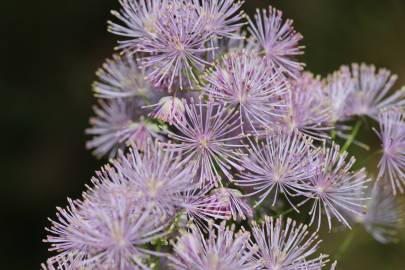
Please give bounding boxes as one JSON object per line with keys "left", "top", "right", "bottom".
{"left": 2, "top": 0, "right": 405, "bottom": 268}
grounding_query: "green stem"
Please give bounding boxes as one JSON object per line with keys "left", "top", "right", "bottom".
{"left": 341, "top": 120, "right": 362, "bottom": 153}
{"left": 276, "top": 207, "right": 294, "bottom": 217}
{"left": 334, "top": 230, "right": 355, "bottom": 261}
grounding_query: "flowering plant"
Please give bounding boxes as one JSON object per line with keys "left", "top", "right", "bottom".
{"left": 43, "top": 1, "right": 404, "bottom": 269}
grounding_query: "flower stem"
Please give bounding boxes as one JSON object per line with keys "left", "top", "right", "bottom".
{"left": 276, "top": 207, "right": 294, "bottom": 217}
{"left": 334, "top": 229, "right": 355, "bottom": 261}
{"left": 341, "top": 120, "right": 362, "bottom": 153}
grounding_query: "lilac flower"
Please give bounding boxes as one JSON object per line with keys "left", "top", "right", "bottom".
{"left": 209, "top": 187, "right": 253, "bottom": 221}
{"left": 169, "top": 223, "right": 259, "bottom": 270}
{"left": 248, "top": 6, "right": 305, "bottom": 78}
{"left": 113, "top": 141, "right": 195, "bottom": 221}
{"left": 93, "top": 54, "right": 152, "bottom": 99}
{"left": 345, "top": 63, "right": 405, "bottom": 118}
{"left": 193, "top": 0, "right": 245, "bottom": 38}
{"left": 86, "top": 98, "right": 161, "bottom": 158}
{"left": 323, "top": 66, "right": 355, "bottom": 122}
{"left": 165, "top": 99, "right": 245, "bottom": 186}
{"left": 45, "top": 193, "right": 168, "bottom": 269}
{"left": 147, "top": 96, "right": 185, "bottom": 124}
{"left": 251, "top": 216, "right": 329, "bottom": 270}
{"left": 108, "top": 0, "right": 164, "bottom": 44}
{"left": 374, "top": 109, "right": 405, "bottom": 194}
{"left": 301, "top": 144, "right": 370, "bottom": 230}
{"left": 235, "top": 131, "right": 318, "bottom": 210}
{"left": 110, "top": 0, "right": 214, "bottom": 89}
{"left": 355, "top": 181, "right": 404, "bottom": 244}
{"left": 203, "top": 51, "right": 288, "bottom": 133}
{"left": 178, "top": 185, "right": 232, "bottom": 229}
{"left": 283, "top": 72, "right": 332, "bottom": 140}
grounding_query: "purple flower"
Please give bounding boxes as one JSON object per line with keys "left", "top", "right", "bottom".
{"left": 110, "top": 0, "right": 214, "bottom": 90}
{"left": 323, "top": 66, "right": 355, "bottom": 123}
{"left": 93, "top": 54, "right": 153, "bottom": 99}
{"left": 374, "top": 109, "right": 405, "bottom": 194}
{"left": 251, "top": 216, "right": 329, "bottom": 270}
{"left": 301, "top": 144, "right": 370, "bottom": 230}
{"left": 178, "top": 185, "right": 232, "bottom": 229}
{"left": 248, "top": 6, "right": 304, "bottom": 78}
{"left": 283, "top": 72, "right": 332, "bottom": 140}
{"left": 164, "top": 99, "right": 245, "bottom": 186}
{"left": 345, "top": 63, "right": 405, "bottom": 119}
{"left": 209, "top": 187, "right": 253, "bottom": 221}
{"left": 113, "top": 141, "right": 195, "bottom": 221}
{"left": 235, "top": 131, "right": 318, "bottom": 210}
{"left": 203, "top": 51, "right": 288, "bottom": 133}
{"left": 108, "top": 0, "right": 164, "bottom": 42}
{"left": 169, "top": 222, "right": 259, "bottom": 270}
{"left": 86, "top": 98, "right": 161, "bottom": 158}
{"left": 194, "top": 0, "right": 245, "bottom": 39}
{"left": 147, "top": 96, "right": 185, "bottom": 125}
{"left": 356, "top": 181, "right": 404, "bottom": 244}
{"left": 44, "top": 182, "right": 168, "bottom": 269}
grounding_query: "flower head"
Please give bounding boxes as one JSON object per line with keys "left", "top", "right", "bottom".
{"left": 345, "top": 63, "right": 405, "bottom": 118}
{"left": 203, "top": 51, "right": 288, "bottom": 133}
{"left": 209, "top": 187, "right": 253, "bottom": 221}
{"left": 93, "top": 54, "right": 153, "bottom": 99}
{"left": 248, "top": 6, "right": 304, "bottom": 77}
{"left": 110, "top": 0, "right": 214, "bottom": 89}
{"left": 356, "top": 181, "right": 404, "bottom": 244}
{"left": 374, "top": 109, "right": 405, "bottom": 194}
{"left": 164, "top": 99, "right": 244, "bottom": 185}
{"left": 169, "top": 222, "right": 259, "bottom": 270}
{"left": 301, "top": 144, "right": 370, "bottom": 230}
{"left": 193, "top": 0, "right": 245, "bottom": 38}
{"left": 44, "top": 177, "right": 168, "bottom": 270}
{"left": 85, "top": 98, "right": 161, "bottom": 158}
{"left": 178, "top": 185, "right": 231, "bottom": 230}
{"left": 108, "top": 0, "right": 164, "bottom": 42}
{"left": 113, "top": 140, "right": 195, "bottom": 221}
{"left": 283, "top": 72, "right": 332, "bottom": 139}
{"left": 324, "top": 66, "right": 355, "bottom": 123}
{"left": 251, "top": 216, "right": 329, "bottom": 270}
{"left": 148, "top": 96, "right": 185, "bottom": 124}
{"left": 235, "top": 131, "right": 317, "bottom": 210}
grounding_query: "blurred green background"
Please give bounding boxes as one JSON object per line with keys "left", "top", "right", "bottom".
{"left": 2, "top": 0, "right": 405, "bottom": 269}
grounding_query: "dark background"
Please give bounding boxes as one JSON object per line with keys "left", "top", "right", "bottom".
{"left": 2, "top": 0, "right": 405, "bottom": 269}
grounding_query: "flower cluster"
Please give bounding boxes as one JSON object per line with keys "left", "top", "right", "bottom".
{"left": 44, "top": 1, "right": 405, "bottom": 269}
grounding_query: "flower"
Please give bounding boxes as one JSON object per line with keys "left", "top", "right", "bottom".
{"left": 209, "top": 187, "right": 253, "bottom": 221}
{"left": 251, "top": 216, "right": 329, "bottom": 270}
{"left": 202, "top": 51, "right": 288, "bottom": 133}
{"left": 301, "top": 144, "right": 370, "bottom": 230}
{"left": 248, "top": 6, "right": 304, "bottom": 78}
{"left": 323, "top": 66, "right": 355, "bottom": 123}
{"left": 283, "top": 72, "right": 332, "bottom": 140}
{"left": 344, "top": 63, "right": 405, "bottom": 119}
{"left": 169, "top": 222, "right": 259, "bottom": 270}
{"left": 93, "top": 54, "right": 153, "bottom": 99}
{"left": 356, "top": 181, "right": 404, "bottom": 244}
{"left": 110, "top": 0, "right": 214, "bottom": 90}
{"left": 194, "top": 0, "right": 245, "bottom": 38}
{"left": 85, "top": 98, "right": 162, "bottom": 158}
{"left": 164, "top": 99, "right": 244, "bottom": 186}
{"left": 235, "top": 131, "right": 317, "bottom": 210}
{"left": 108, "top": 0, "right": 165, "bottom": 46}
{"left": 44, "top": 185, "right": 168, "bottom": 269}
{"left": 374, "top": 109, "right": 405, "bottom": 194}
{"left": 113, "top": 140, "right": 195, "bottom": 221}
{"left": 147, "top": 96, "right": 185, "bottom": 124}
{"left": 178, "top": 185, "right": 231, "bottom": 229}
